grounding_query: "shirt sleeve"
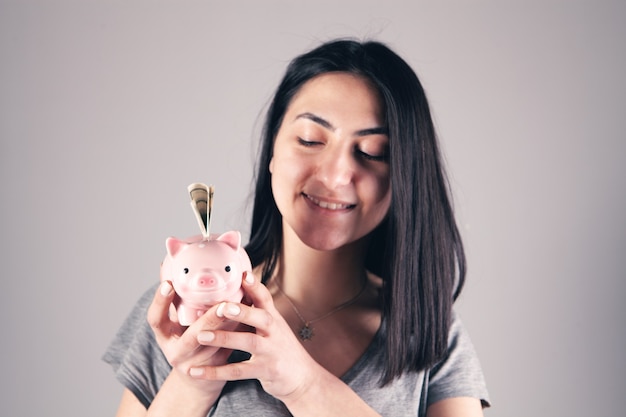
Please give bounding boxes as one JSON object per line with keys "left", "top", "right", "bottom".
{"left": 426, "top": 311, "right": 491, "bottom": 409}
{"left": 102, "top": 284, "right": 172, "bottom": 409}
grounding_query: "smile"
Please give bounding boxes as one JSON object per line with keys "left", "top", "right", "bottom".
{"left": 303, "top": 193, "right": 356, "bottom": 210}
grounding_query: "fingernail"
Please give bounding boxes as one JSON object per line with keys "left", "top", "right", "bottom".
{"left": 160, "top": 281, "right": 173, "bottom": 296}
{"left": 189, "top": 367, "right": 204, "bottom": 377}
{"left": 225, "top": 303, "right": 241, "bottom": 316}
{"left": 244, "top": 272, "right": 254, "bottom": 285}
{"left": 198, "top": 331, "right": 215, "bottom": 343}
{"left": 216, "top": 302, "right": 226, "bottom": 318}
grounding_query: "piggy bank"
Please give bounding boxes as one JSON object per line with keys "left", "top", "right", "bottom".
{"left": 160, "top": 231, "right": 252, "bottom": 325}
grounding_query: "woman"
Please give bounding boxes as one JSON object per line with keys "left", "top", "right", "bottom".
{"left": 104, "top": 38, "right": 490, "bottom": 416}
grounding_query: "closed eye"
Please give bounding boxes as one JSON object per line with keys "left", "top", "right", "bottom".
{"left": 357, "top": 148, "right": 388, "bottom": 162}
{"left": 297, "top": 137, "right": 322, "bottom": 147}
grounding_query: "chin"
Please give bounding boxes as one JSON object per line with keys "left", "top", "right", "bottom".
{"left": 304, "top": 240, "right": 345, "bottom": 252}
{"left": 297, "top": 229, "right": 361, "bottom": 252}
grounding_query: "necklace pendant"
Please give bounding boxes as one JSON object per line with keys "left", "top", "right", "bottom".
{"left": 298, "top": 323, "right": 314, "bottom": 341}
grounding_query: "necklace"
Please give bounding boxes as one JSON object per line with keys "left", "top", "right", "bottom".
{"left": 275, "top": 278, "right": 368, "bottom": 341}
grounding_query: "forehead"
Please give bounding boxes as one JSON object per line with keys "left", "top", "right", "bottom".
{"left": 285, "top": 72, "right": 384, "bottom": 122}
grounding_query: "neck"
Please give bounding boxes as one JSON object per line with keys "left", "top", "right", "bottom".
{"left": 271, "top": 224, "right": 370, "bottom": 315}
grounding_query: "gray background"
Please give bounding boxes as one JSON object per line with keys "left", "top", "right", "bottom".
{"left": 1, "top": 1, "right": 624, "bottom": 416}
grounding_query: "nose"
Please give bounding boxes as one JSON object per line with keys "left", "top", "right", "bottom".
{"left": 316, "top": 144, "right": 355, "bottom": 188}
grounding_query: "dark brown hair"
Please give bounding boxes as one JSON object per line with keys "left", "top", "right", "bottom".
{"left": 245, "top": 38, "right": 466, "bottom": 384}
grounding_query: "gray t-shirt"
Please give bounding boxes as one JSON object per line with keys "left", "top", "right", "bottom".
{"left": 103, "top": 285, "right": 490, "bottom": 416}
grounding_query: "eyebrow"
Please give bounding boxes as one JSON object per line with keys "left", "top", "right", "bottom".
{"left": 294, "top": 112, "right": 388, "bottom": 137}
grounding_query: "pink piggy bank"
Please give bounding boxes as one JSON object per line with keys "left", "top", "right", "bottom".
{"left": 160, "top": 231, "right": 252, "bottom": 326}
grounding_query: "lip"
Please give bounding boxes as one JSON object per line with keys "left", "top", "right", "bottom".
{"left": 302, "top": 193, "right": 356, "bottom": 211}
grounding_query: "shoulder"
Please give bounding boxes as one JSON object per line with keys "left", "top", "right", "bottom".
{"left": 426, "top": 311, "right": 490, "bottom": 410}
{"left": 103, "top": 283, "right": 171, "bottom": 408}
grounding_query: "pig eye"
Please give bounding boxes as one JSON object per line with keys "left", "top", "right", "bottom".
{"left": 183, "top": 268, "right": 189, "bottom": 274}
{"left": 225, "top": 265, "right": 231, "bottom": 272}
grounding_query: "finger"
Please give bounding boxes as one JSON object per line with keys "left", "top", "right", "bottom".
{"left": 206, "top": 346, "right": 234, "bottom": 366}
{"left": 197, "top": 327, "right": 265, "bottom": 353}
{"left": 166, "top": 312, "right": 229, "bottom": 370}
{"left": 240, "top": 272, "right": 275, "bottom": 310}
{"left": 179, "top": 303, "right": 239, "bottom": 351}
{"left": 147, "top": 281, "right": 181, "bottom": 338}
{"left": 216, "top": 300, "right": 275, "bottom": 336}
{"left": 172, "top": 302, "right": 230, "bottom": 355}
{"left": 192, "top": 302, "right": 230, "bottom": 331}
{"left": 189, "top": 361, "right": 254, "bottom": 382}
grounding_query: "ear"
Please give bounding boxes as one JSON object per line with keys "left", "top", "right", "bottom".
{"left": 269, "top": 155, "right": 274, "bottom": 174}
{"left": 166, "top": 237, "right": 187, "bottom": 257}
{"left": 215, "top": 231, "right": 241, "bottom": 251}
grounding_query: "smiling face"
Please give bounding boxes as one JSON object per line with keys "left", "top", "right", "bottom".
{"left": 269, "top": 72, "right": 391, "bottom": 251}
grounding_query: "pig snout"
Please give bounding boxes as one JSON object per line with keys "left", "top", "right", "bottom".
{"left": 192, "top": 270, "right": 228, "bottom": 290}
{"left": 198, "top": 275, "right": 219, "bottom": 287}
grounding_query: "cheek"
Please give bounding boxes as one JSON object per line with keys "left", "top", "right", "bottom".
{"left": 363, "top": 173, "right": 392, "bottom": 221}
{"left": 270, "top": 160, "right": 287, "bottom": 208}
{"left": 379, "top": 177, "right": 391, "bottom": 200}
{"left": 270, "top": 153, "right": 303, "bottom": 192}
{"left": 381, "top": 188, "right": 392, "bottom": 214}
{"left": 372, "top": 188, "right": 391, "bottom": 223}
{"left": 370, "top": 171, "right": 392, "bottom": 204}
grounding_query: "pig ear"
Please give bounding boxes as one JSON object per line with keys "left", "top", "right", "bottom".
{"left": 166, "top": 237, "right": 187, "bottom": 257}
{"left": 215, "top": 231, "right": 241, "bottom": 250}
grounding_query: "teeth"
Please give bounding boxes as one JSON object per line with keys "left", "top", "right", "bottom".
{"left": 319, "top": 201, "right": 339, "bottom": 210}
{"left": 307, "top": 195, "right": 352, "bottom": 210}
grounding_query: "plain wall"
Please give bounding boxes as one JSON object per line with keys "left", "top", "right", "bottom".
{"left": 1, "top": 1, "right": 624, "bottom": 416}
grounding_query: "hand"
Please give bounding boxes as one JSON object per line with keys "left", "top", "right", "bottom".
{"left": 147, "top": 281, "right": 236, "bottom": 393}
{"left": 188, "top": 272, "right": 323, "bottom": 402}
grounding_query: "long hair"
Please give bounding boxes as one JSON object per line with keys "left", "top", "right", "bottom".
{"left": 245, "top": 39, "right": 466, "bottom": 384}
